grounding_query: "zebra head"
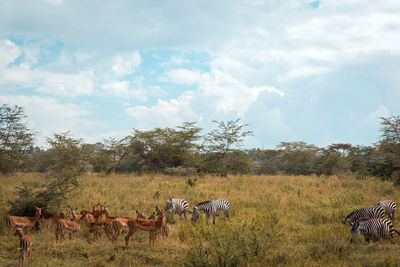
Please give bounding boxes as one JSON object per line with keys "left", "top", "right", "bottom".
{"left": 165, "top": 198, "right": 174, "bottom": 212}
{"left": 343, "top": 211, "right": 356, "bottom": 225}
{"left": 350, "top": 222, "right": 361, "bottom": 242}
{"left": 191, "top": 207, "right": 200, "bottom": 222}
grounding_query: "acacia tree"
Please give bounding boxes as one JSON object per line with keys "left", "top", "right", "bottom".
{"left": 377, "top": 115, "right": 400, "bottom": 183}
{"left": 104, "top": 137, "right": 129, "bottom": 174}
{"left": 127, "top": 122, "right": 202, "bottom": 172}
{"left": 0, "top": 105, "right": 34, "bottom": 174}
{"left": 204, "top": 118, "right": 252, "bottom": 176}
{"left": 9, "top": 132, "right": 89, "bottom": 215}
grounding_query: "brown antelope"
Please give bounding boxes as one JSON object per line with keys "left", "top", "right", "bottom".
{"left": 68, "top": 205, "right": 94, "bottom": 226}
{"left": 59, "top": 210, "right": 67, "bottom": 219}
{"left": 88, "top": 219, "right": 114, "bottom": 240}
{"left": 40, "top": 212, "right": 59, "bottom": 228}
{"left": 101, "top": 206, "right": 133, "bottom": 242}
{"left": 149, "top": 207, "right": 170, "bottom": 240}
{"left": 80, "top": 202, "right": 102, "bottom": 220}
{"left": 15, "top": 227, "right": 32, "bottom": 266}
{"left": 55, "top": 218, "right": 80, "bottom": 242}
{"left": 111, "top": 210, "right": 150, "bottom": 243}
{"left": 5, "top": 207, "right": 42, "bottom": 235}
{"left": 124, "top": 208, "right": 165, "bottom": 248}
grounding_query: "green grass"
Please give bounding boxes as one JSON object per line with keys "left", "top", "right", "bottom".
{"left": 1, "top": 173, "right": 400, "bottom": 266}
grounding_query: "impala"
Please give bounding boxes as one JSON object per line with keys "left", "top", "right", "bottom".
{"left": 68, "top": 205, "right": 94, "bottom": 226}
{"left": 5, "top": 207, "right": 42, "bottom": 235}
{"left": 145, "top": 208, "right": 169, "bottom": 240}
{"left": 55, "top": 218, "right": 80, "bottom": 242}
{"left": 80, "top": 202, "right": 103, "bottom": 220}
{"left": 40, "top": 211, "right": 59, "bottom": 228}
{"left": 88, "top": 219, "right": 114, "bottom": 240}
{"left": 15, "top": 227, "right": 32, "bottom": 266}
{"left": 124, "top": 208, "right": 165, "bottom": 248}
{"left": 101, "top": 206, "right": 133, "bottom": 242}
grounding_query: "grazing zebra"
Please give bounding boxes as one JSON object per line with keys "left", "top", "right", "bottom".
{"left": 376, "top": 200, "right": 396, "bottom": 220}
{"left": 164, "top": 198, "right": 189, "bottom": 219}
{"left": 350, "top": 218, "right": 400, "bottom": 243}
{"left": 342, "top": 206, "right": 385, "bottom": 226}
{"left": 190, "top": 199, "right": 230, "bottom": 225}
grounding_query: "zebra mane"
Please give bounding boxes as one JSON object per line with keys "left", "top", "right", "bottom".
{"left": 345, "top": 210, "right": 357, "bottom": 220}
{"left": 196, "top": 200, "right": 211, "bottom": 206}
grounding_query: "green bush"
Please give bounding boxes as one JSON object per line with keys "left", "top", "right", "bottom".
{"left": 183, "top": 214, "right": 281, "bottom": 267}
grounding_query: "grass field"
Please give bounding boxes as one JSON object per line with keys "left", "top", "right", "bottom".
{"left": 1, "top": 173, "right": 400, "bottom": 266}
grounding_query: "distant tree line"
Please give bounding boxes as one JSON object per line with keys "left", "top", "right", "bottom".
{"left": 1, "top": 104, "right": 400, "bottom": 184}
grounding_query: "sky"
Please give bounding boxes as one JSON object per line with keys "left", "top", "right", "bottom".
{"left": 0, "top": 0, "right": 400, "bottom": 149}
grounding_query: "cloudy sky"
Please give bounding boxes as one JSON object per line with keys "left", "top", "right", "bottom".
{"left": 1, "top": 0, "right": 399, "bottom": 148}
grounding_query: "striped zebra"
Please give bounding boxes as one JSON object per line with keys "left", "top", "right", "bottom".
{"left": 190, "top": 199, "right": 230, "bottom": 225}
{"left": 342, "top": 206, "right": 385, "bottom": 226}
{"left": 376, "top": 200, "right": 396, "bottom": 220}
{"left": 350, "top": 218, "right": 400, "bottom": 243}
{"left": 164, "top": 198, "right": 189, "bottom": 219}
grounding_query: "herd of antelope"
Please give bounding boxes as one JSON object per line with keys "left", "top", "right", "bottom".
{"left": 4, "top": 198, "right": 230, "bottom": 265}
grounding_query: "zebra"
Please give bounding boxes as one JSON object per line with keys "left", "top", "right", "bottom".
{"left": 342, "top": 206, "right": 385, "bottom": 226}
{"left": 164, "top": 198, "right": 189, "bottom": 219}
{"left": 376, "top": 200, "right": 396, "bottom": 220}
{"left": 350, "top": 218, "right": 400, "bottom": 243}
{"left": 190, "top": 199, "right": 230, "bottom": 225}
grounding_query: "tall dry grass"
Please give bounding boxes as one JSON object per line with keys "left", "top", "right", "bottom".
{"left": 0, "top": 173, "right": 400, "bottom": 266}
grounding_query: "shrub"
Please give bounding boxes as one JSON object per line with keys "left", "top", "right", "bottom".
{"left": 183, "top": 214, "right": 281, "bottom": 267}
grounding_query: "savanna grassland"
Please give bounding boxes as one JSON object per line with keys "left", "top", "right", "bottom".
{"left": 1, "top": 173, "right": 400, "bottom": 267}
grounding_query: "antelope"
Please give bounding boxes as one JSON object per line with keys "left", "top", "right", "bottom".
{"left": 68, "top": 205, "right": 94, "bottom": 226}
{"left": 55, "top": 218, "right": 80, "bottom": 242}
{"left": 40, "top": 211, "right": 59, "bottom": 228}
{"left": 124, "top": 208, "right": 165, "bottom": 248}
{"left": 88, "top": 219, "right": 114, "bottom": 240}
{"left": 80, "top": 202, "right": 103, "bottom": 220}
{"left": 5, "top": 207, "right": 42, "bottom": 235}
{"left": 15, "top": 227, "right": 32, "bottom": 266}
{"left": 101, "top": 206, "right": 133, "bottom": 242}
{"left": 147, "top": 208, "right": 169, "bottom": 240}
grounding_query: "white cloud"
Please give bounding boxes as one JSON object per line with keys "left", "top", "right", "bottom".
{"left": 0, "top": 39, "right": 21, "bottom": 67}
{"left": 361, "top": 105, "right": 391, "bottom": 127}
{"left": 161, "top": 69, "right": 201, "bottom": 85}
{"left": 112, "top": 52, "right": 141, "bottom": 77}
{"left": 0, "top": 94, "right": 97, "bottom": 146}
{"left": 126, "top": 94, "right": 198, "bottom": 129}
{"left": 101, "top": 80, "right": 147, "bottom": 102}
{"left": 127, "top": 66, "right": 284, "bottom": 128}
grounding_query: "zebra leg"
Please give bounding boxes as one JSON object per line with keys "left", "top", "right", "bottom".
{"left": 224, "top": 210, "right": 229, "bottom": 218}
{"left": 213, "top": 215, "right": 216, "bottom": 225}
{"left": 364, "top": 236, "right": 370, "bottom": 243}
{"left": 205, "top": 213, "right": 210, "bottom": 224}
{"left": 183, "top": 211, "right": 187, "bottom": 219}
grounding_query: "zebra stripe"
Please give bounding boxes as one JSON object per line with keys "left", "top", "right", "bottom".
{"left": 350, "top": 218, "right": 400, "bottom": 242}
{"left": 164, "top": 198, "right": 189, "bottom": 219}
{"left": 191, "top": 199, "right": 230, "bottom": 225}
{"left": 343, "top": 206, "right": 385, "bottom": 226}
{"left": 377, "top": 200, "right": 396, "bottom": 220}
